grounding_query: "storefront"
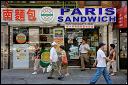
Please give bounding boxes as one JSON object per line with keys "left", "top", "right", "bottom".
{"left": 1, "top": 7, "right": 116, "bottom": 69}
{"left": 114, "top": 4, "right": 127, "bottom": 70}
{"left": 119, "top": 29, "right": 127, "bottom": 69}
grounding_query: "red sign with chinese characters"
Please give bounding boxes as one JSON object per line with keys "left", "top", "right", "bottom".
{"left": 2, "top": 8, "right": 36, "bottom": 22}
{"left": 3, "top": 9, "right": 13, "bottom": 21}
{"left": 123, "top": 6, "right": 127, "bottom": 28}
{"left": 116, "top": 6, "right": 127, "bottom": 29}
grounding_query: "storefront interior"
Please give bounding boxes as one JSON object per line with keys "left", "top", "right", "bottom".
{"left": 64, "top": 27, "right": 100, "bottom": 67}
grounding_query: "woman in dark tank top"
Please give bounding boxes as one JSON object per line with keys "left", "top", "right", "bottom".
{"left": 107, "top": 44, "right": 117, "bottom": 76}
{"left": 109, "top": 49, "right": 116, "bottom": 60}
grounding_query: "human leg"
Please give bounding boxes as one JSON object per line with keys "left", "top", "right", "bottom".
{"left": 103, "top": 67, "right": 112, "bottom": 84}
{"left": 80, "top": 54, "right": 85, "bottom": 70}
{"left": 111, "top": 61, "right": 117, "bottom": 75}
{"left": 90, "top": 67, "right": 103, "bottom": 84}
{"left": 32, "top": 59, "right": 40, "bottom": 74}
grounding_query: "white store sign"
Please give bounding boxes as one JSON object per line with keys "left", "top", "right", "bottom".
{"left": 1, "top": 7, "right": 116, "bottom": 25}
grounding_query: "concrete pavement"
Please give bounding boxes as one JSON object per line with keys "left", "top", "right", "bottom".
{"left": 1, "top": 68, "right": 127, "bottom": 84}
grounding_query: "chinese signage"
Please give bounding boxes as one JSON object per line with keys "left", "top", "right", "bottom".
{"left": 2, "top": 8, "right": 36, "bottom": 21}
{"left": 65, "top": 24, "right": 94, "bottom": 28}
{"left": 13, "top": 44, "right": 29, "bottom": 69}
{"left": 116, "top": 6, "right": 127, "bottom": 28}
{"left": 1, "top": 7, "right": 116, "bottom": 25}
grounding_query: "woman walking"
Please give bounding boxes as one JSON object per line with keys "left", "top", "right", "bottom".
{"left": 32, "top": 44, "right": 41, "bottom": 75}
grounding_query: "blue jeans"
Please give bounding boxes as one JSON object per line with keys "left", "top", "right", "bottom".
{"left": 90, "top": 67, "right": 112, "bottom": 84}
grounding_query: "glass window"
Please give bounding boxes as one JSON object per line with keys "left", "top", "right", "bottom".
{"left": 85, "top": 1, "right": 101, "bottom": 6}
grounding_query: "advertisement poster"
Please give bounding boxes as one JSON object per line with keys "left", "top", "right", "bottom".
{"left": 90, "top": 47, "right": 96, "bottom": 58}
{"left": 13, "top": 28, "right": 29, "bottom": 44}
{"left": 29, "top": 29, "right": 39, "bottom": 43}
{"left": 13, "top": 44, "right": 29, "bottom": 69}
{"left": 69, "top": 45, "right": 79, "bottom": 59}
{"left": 53, "top": 28, "right": 64, "bottom": 51}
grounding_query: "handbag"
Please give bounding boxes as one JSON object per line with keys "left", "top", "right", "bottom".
{"left": 62, "top": 55, "right": 68, "bottom": 64}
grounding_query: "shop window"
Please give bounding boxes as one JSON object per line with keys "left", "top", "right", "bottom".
{"left": 39, "top": 28, "right": 53, "bottom": 42}
{"left": 85, "top": 1, "right": 101, "bottom": 6}
{"left": 43, "top": 28, "right": 50, "bottom": 34}
{"left": 13, "top": 28, "right": 29, "bottom": 44}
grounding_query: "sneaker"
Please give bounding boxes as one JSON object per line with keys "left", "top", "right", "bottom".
{"left": 111, "top": 73, "right": 116, "bottom": 76}
{"left": 58, "top": 76, "right": 64, "bottom": 80}
{"left": 81, "top": 69, "right": 85, "bottom": 71}
{"left": 47, "top": 77, "right": 54, "bottom": 79}
{"left": 65, "top": 73, "right": 70, "bottom": 76}
{"left": 32, "top": 72, "right": 37, "bottom": 75}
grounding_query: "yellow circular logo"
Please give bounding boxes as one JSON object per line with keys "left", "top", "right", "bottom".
{"left": 16, "top": 33, "right": 26, "bottom": 44}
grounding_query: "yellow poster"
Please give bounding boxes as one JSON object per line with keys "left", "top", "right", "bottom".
{"left": 53, "top": 28, "right": 64, "bottom": 51}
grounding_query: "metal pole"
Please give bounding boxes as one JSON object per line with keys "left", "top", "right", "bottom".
{"left": 8, "top": 26, "right": 10, "bottom": 69}
{"left": 107, "top": 24, "right": 109, "bottom": 57}
{"left": 3, "top": 26, "right": 5, "bottom": 69}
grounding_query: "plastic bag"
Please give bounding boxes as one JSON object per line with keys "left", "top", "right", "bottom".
{"left": 47, "top": 65, "right": 52, "bottom": 72}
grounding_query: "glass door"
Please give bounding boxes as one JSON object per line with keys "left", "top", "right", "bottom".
{"left": 119, "top": 29, "right": 127, "bottom": 69}
{"left": 65, "top": 29, "right": 83, "bottom": 66}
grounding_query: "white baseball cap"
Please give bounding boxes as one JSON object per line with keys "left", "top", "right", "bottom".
{"left": 51, "top": 42, "right": 57, "bottom": 46}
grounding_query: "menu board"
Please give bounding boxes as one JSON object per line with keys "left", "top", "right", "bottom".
{"left": 13, "top": 44, "right": 29, "bottom": 69}
{"left": 29, "top": 29, "right": 39, "bottom": 43}
{"left": 90, "top": 47, "right": 96, "bottom": 58}
{"left": 53, "top": 28, "right": 64, "bottom": 51}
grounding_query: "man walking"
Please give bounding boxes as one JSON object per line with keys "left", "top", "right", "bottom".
{"left": 90, "top": 43, "right": 112, "bottom": 84}
{"left": 47, "top": 42, "right": 63, "bottom": 80}
{"left": 79, "top": 38, "right": 90, "bottom": 71}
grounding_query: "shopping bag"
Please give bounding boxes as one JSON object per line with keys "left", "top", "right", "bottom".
{"left": 47, "top": 65, "right": 52, "bottom": 72}
{"left": 62, "top": 55, "right": 68, "bottom": 64}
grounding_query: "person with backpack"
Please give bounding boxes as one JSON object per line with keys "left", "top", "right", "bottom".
{"left": 59, "top": 45, "right": 70, "bottom": 77}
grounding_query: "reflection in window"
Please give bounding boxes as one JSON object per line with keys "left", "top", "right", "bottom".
{"left": 85, "top": 1, "right": 101, "bottom": 6}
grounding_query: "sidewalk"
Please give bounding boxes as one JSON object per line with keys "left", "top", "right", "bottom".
{"left": 1, "top": 68, "right": 127, "bottom": 84}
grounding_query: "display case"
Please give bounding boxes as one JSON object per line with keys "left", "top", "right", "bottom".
{"left": 39, "top": 28, "right": 53, "bottom": 42}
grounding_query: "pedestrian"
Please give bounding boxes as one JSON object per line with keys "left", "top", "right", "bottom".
{"left": 107, "top": 44, "right": 117, "bottom": 76}
{"left": 59, "top": 45, "right": 70, "bottom": 77}
{"left": 47, "top": 42, "right": 63, "bottom": 80}
{"left": 90, "top": 43, "right": 112, "bottom": 84}
{"left": 32, "top": 44, "right": 41, "bottom": 75}
{"left": 79, "top": 37, "right": 90, "bottom": 71}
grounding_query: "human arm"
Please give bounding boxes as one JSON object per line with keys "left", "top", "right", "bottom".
{"left": 101, "top": 51, "right": 111, "bottom": 62}
{"left": 79, "top": 45, "right": 82, "bottom": 51}
{"left": 93, "top": 59, "right": 97, "bottom": 67}
{"left": 50, "top": 48, "right": 53, "bottom": 63}
{"left": 84, "top": 44, "right": 90, "bottom": 51}
{"left": 111, "top": 51, "right": 116, "bottom": 61}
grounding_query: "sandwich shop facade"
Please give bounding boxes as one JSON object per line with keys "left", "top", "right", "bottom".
{"left": 1, "top": 7, "right": 116, "bottom": 69}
